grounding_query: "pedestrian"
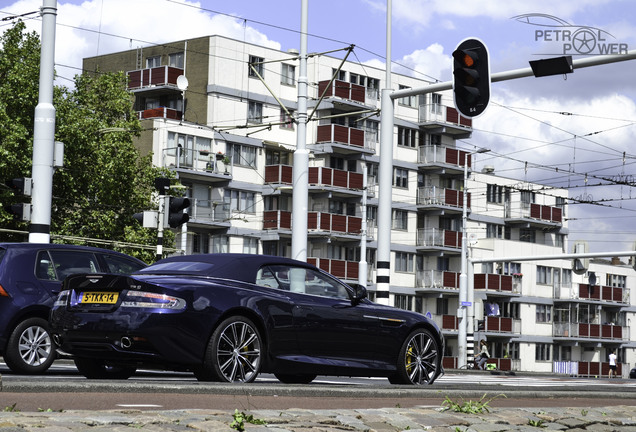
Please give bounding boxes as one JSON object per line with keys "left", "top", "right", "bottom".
{"left": 609, "top": 350, "right": 617, "bottom": 378}
{"left": 476, "top": 339, "right": 490, "bottom": 370}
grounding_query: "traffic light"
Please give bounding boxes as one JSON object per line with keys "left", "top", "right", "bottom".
{"left": 165, "top": 197, "right": 191, "bottom": 228}
{"left": 4, "top": 203, "right": 31, "bottom": 221}
{"left": 6, "top": 177, "right": 32, "bottom": 196}
{"left": 452, "top": 38, "right": 490, "bottom": 118}
{"left": 133, "top": 211, "right": 159, "bottom": 229}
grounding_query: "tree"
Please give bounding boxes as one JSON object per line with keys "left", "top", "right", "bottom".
{"left": 0, "top": 22, "right": 172, "bottom": 263}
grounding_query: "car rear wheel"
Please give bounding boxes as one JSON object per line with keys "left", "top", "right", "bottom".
{"left": 74, "top": 357, "right": 137, "bottom": 379}
{"left": 196, "top": 316, "right": 262, "bottom": 383}
{"left": 274, "top": 373, "right": 317, "bottom": 384}
{"left": 4, "top": 317, "right": 56, "bottom": 374}
{"left": 389, "top": 328, "right": 440, "bottom": 385}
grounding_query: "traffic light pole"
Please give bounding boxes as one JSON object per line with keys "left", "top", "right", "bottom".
{"left": 156, "top": 195, "right": 165, "bottom": 261}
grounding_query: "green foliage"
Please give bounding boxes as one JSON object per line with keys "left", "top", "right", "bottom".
{"left": 230, "top": 409, "right": 267, "bottom": 431}
{"left": 0, "top": 21, "right": 173, "bottom": 262}
{"left": 528, "top": 418, "right": 546, "bottom": 428}
{"left": 3, "top": 403, "right": 19, "bottom": 412}
{"left": 441, "top": 393, "right": 506, "bottom": 414}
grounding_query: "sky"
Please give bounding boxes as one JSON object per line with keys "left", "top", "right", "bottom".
{"left": 2, "top": 0, "right": 636, "bottom": 255}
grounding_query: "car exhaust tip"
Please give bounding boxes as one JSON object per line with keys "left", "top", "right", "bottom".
{"left": 121, "top": 337, "right": 132, "bottom": 348}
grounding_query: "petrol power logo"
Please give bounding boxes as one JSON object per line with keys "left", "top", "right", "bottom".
{"left": 512, "top": 13, "right": 628, "bottom": 55}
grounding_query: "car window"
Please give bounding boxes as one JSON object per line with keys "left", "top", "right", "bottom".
{"left": 256, "top": 265, "right": 349, "bottom": 300}
{"left": 35, "top": 251, "right": 56, "bottom": 280}
{"left": 101, "top": 254, "right": 145, "bottom": 275}
{"left": 45, "top": 250, "right": 100, "bottom": 281}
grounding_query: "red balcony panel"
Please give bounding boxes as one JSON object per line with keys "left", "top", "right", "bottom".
{"left": 128, "top": 70, "right": 142, "bottom": 88}
{"left": 334, "top": 80, "right": 350, "bottom": 99}
{"left": 445, "top": 148, "right": 460, "bottom": 165}
{"left": 332, "top": 169, "right": 348, "bottom": 188}
{"left": 332, "top": 214, "right": 347, "bottom": 232}
{"left": 579, "top": 362, "right": 589, "bottom": 375}
{"left": 443, "top": 357, "right": 457, "bottom": 369}
{"left": 330, "top": 259, "right": 346, "bottom": 277}
{"left": 307, "top": 257, "right": 317, "bottom": 267}
{"left": 442, "top": 315, "right": 458, "bottom": 330}
{"left": 474, "top": 273, "right": 486, "bottom": 289}
{"left": 443, "top": 271, "right": 459, "bottom": 288}
{"left": 589, "top": 362, "right": 600, "bottom": 375}
{"left": 347, "top": 262, "right": 359, "bottom": 279}
{"left": 579, "top": 323, "right": 589, "bottom": 337}
{"left": 308, "top": 167, "right": 321, "bottom": 184}
{"left": 348, "top": 217, "right": 362, "bottom": 234}
{"left": 139, "top": 108, "right": 181, "bottom": 120}
{"left": 317, "top": 124, "right": 332, "bottom": 142}
{"left": 613, "top": 287, "right": 623, "bottom": 302}
{"left": 590, "top": 324, "right": 600, "bottom": 337}
{"left": 445, "top": 189, "right": 460, "bottom": 207}
{"left": 501, "top": 317, "right": 512, "bottom": 332}
{"left": 349, "top": 172, "right": 363, "bottom": 189}
{"left": 552, "top": 207, "right": 562, "bottom": 222}
{"left": 350, "top": 83, "right": 366, "bottom": 103}
{"left": 602, "top": 325, "right": 612, "bottom": 338}
{"left": 263, "top": 210, "right": 291, "bottom": 229}
{"left": 500, "top": 275, "right": 513, "bottom": 291}
{"left": 530, "top": 203, "right": 541, "bottom": 219}
{"left": 265, "top": 165, "right": 293, "bottom": 183}
{"left": 579, "top": 284, "right": 590, "bottom": 298}
{"left": 333, "top": 125, "right": 350, "bottom": 143}
{"left": 443, "top": 230, "right": 460, "bottom": 248}
{"left": 613, "top": 326, "right": 622, "bottom": 339}
{"left": 349, "top": 128, "right": 364, "bottom": 147}
{"left": 602, "top": 286, "right": 613, "bottom": 301}
{"left": 446, "top": 106, "right": 459, "bottom": 124}
{"left": 308, "top": 212, "right": 318, "bottom": 230}
{"left": 487, "top": 274, "right": 500, "bottom": 290}
{"left": 486, "top": 317, "right": 499, "bottom": 331}
{"left": 459, "top": 115, "right": 472, "bottom": 127}
{"left": 318, "top": 81, "right": 330, "bottom": 97}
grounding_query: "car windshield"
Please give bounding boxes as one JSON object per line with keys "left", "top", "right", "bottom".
{"left": 136, "top": 261, "right": 215, "bottom": 275}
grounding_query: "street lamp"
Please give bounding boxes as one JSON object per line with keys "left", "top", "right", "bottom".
{"left": 458, "top": 147, "right": 490, "bottom": 368}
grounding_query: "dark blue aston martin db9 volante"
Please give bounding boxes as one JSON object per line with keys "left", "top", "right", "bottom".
{"left": 50, "top": 253, "right": 444, "bottom": 384}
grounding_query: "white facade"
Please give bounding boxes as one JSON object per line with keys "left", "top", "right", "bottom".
{"left": 86, "top": 35, "right": 636, "bottom": 376}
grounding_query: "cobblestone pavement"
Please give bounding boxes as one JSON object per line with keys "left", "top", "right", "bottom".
{"left": 1, "top": 405, "right": 636, "bottom": 431}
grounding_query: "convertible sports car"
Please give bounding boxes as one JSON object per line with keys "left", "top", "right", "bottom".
{"left": 50, "top": 254, "right": 444, "bottom": 384}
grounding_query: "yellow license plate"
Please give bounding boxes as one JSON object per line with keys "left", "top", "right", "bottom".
{"left": 80, "top": 292, "right": 119, "bottom": 304}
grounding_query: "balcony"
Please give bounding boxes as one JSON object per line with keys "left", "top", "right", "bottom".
{"left": 317, "top": 79, "right": 366, "bottom": 105}
{"left": 553, "top": 322, "right": 628, "bottom": 341}
{"left": 419, "top": 104, "right": 472, "bottom": 137}
{"left": 316, "top": 124, "right": 374, "bottom": 154}
{"left": 307, "top": 257, "right": 359, "bottom": 280}
{"left": 309, "top": 167, "right": 364, "bottom": 191}
{"left": 308, "top": 212, "right": 362, "bottom": 236}
{"left": 478, "top": 316, "right": 520, "bottom": 334}
{"left": 418, "top": 146, "right": 472, "bottom": 175}
{"left": 416, "top": 228, "right": 461, "bottom": 252}
{"left": 505, "top": 202, "right": 563, "bottom": 228}
{"left": 474, "top": 273, "right": 519, "bottom": 294}
{"left": 576, "top": 283, "right": 629, "bottom": 304}
{"left": 162, "top": 148, "right": 232, "bottom": 181}
{"left": 417, "top": 270, "right": 460, "bottom": 290}
{"left": 127, "top": 66, "right": 184, "bottom": 91}
{"left": 264, "top": 164, "right": 293, "bottom": 184}
{"left": 417, "top": 186, "right": 468, "bottom": 213}
{"left": 137, "top": 107, "right": 181, "bottom": 121}
{"left": 263, "top": 210, "right": 292, "bottom": 230}
{"left": 188, "top": 199, "right": 230, "bottom": 227}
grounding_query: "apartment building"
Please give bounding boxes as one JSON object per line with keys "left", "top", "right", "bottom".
{"left": 83, "top": 35, "right": 636, "bottom": 376}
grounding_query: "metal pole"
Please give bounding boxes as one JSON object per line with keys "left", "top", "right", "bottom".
{"left": 291, "top": 0, "right": 309, "bottom": 261}
{"left": 29, "top": 0, "right": 57, "bottom": 243}
{"left": 375, "top": 0, "right": 393, "bottom": 305}
{"left": 358, "top": 159, "right": 368, "bottom": 288}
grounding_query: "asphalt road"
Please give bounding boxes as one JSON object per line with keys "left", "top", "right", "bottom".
{"left": 2, "top": 361, "right": 636, "bottom": 412}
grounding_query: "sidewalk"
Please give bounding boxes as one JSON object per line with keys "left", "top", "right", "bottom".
{"left": 1, "top": 405, "right": 636, "bottom": 431}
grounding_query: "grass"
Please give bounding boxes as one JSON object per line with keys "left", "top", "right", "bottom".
{"left": 441, "top": 393, "right": 506, "bottom": 414}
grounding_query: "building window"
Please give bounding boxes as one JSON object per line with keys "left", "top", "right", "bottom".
{"left": 520, "top": 228, "right": 535, "bottom": 243}
{"left": 265, "top": 149, "right": 290, "bottom": 165}
{"left": 192, "top": 233, "right": 209, "bottom": 254}
{"left": 247, "top": 101, "right": 263, "bottom": 124}
{"left": 606, "top": 274, "right": 626, "bottom": 288}
{"left": 536, "top": 305, "right": 552, "bottom": 323}
{"left": 394, "top": 294, "right": 413, "bottom": 311}
{"left": 393, "top": 168, "right": 408, "bottom": 188}
{"left": 486, "top": 223, "right": 504, "bottom": 239}
{"left": 486, "top": 184, "right": 506, "bottom": 204}
{"left": 280, "top": 109, "right": 294, "bottom": 130}
{"left": 536, "top": 266, "right": 553, "bottom": 285}
{"left": 561, "top": 268, "right": 572, "bottom": 287}
{"left": 398, "top": 85, "right": 416, "bottom": 107}
{"left": 395, "top": 252, "right": 414, "bottom": 272}
{"left": 248, "top": 55, "right": 264, "bottom": 77}
{"left": 243, "top": 237, "right": 258, "bottom": 254}
{"left": 430, "top": 93, "right": 442, "bottom": 114}
{"left": 225, "top": 189, "right": 256, "bottom": 214}
{"left": 281, "top": 63, "right": 295, "bottom": 86}
{"left": 397, "top": 127, "right": 418, "bottom": 148}
{"left": 555, "top": 345, "right": 571, "bottom": 361}
{"left": 228, "top": 143, "right": 257, "bottom": 168}
{"left": 212, "top": 235, "right": 229, "bottom": 253}
{"left": 146, "top": 55, "right": 161, "bottom": 68}
{"left": 367, "top": 205, "right": 378, "bottom": 227}
{"left": 168, "top": 52, "right": 184, "bottom": 68}
{"left": 436, "top": 298, "right": 449, "bottom": 315}
{"left": 392, "top": 209, "right": 408, "bottom": 230}
{"left": 535, "top": 343, "right": 551, "bottom": 361}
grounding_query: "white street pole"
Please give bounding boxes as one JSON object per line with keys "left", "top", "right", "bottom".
{"left": 291, "top": 0, "right": 309, "bottom": 261}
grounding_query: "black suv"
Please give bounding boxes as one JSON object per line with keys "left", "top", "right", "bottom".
{"left": 0, "top": 243, "right": 146, "bottom": 374}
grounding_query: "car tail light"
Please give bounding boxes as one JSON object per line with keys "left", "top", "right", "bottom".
{"left": 0, "top": 284, "right": 9, "bottom": 297}
{"left": 121, "top": 291, "right": 186, "bottom": 310}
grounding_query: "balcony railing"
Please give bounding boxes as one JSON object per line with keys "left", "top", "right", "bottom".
{"left": 474, "top": 273, "right": 517, "bottom": 293}
{"left": 308, "top": 212, "right": 362, "bottom": 235}
{"left": 416, "top": 228, "right": 461, "bottom": 249}
{"left": 417, "top": 186, "right": 468, "bottom": 209}
{"left": 419, "top": 104, "right": 472, "bottom": 129}
{"left": 137, "top": 107, "right": 181, "bottom": 121}
{"left": 307, "top": 257, "right": 359, "bottom": 280}
{"left": 418, "top": 146, "right": 471, "bottom": 169}
{"left": 505, "top": 202, "right": 563, "bottom": 224}
{"left": 553, "top": 322, "right": 628, "bottom": 340}
{"left": 309, "top": 167, "right": 364, "bottom": 190}
{"left": 317, "top": 124, "right": 366, "bottom": 148}
{"left": 127, "top": 66, "right": 184, "bottom": 90}
{"left": 162, "top": 148, "right": 232, "bottom": 176}
{"left": 263, "top": 210, "right": 292, "bottom": 230}
{"left": 189, "top": 199, "right": 230, "bottom": 224}
{"left": 577, "top": 283, "right": 629, "bottom": 303}
{"left": 418, "top": 270, "right": 460, "bottom": 289}
{"left": 478, "top": 316, "right": 520, "bottom": 334}
{"left": 576, "top": 361, "right": 623, "bottom": 378}
{"left": 317, "top": 79, "right": 366, "bottom": 104}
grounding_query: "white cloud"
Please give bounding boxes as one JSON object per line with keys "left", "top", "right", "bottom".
{"left": 393, "top": 43, "right": 450, "bottom": 83}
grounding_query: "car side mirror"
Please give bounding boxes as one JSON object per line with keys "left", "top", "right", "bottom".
{"left": 349, "top": 283, "right": 368, "bottom": 304}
